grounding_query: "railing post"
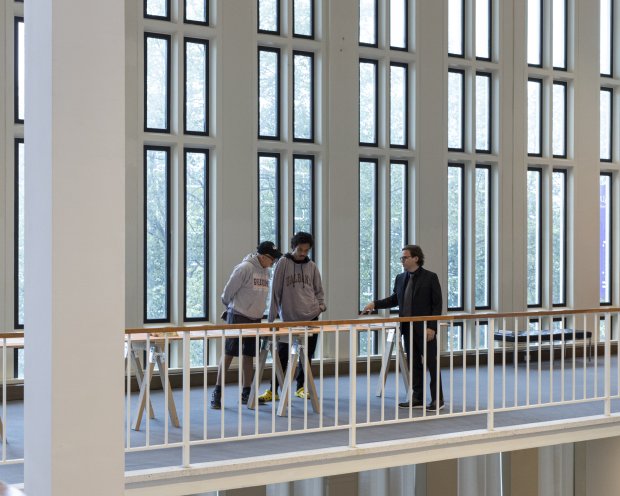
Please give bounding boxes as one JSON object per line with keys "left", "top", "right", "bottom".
{"left": 605, "top": 313, "right": 611, "bottom": 416}
{"left": 487, "top": 319, "right": 495, "bottom": 431}
{"left": 349, "top": 325, "right": 357, "bottom": 448}
{"left": 182, "top": 331, "right": 191, "bottom": 467}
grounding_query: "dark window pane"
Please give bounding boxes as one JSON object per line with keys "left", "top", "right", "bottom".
{"left": 145, "top": 148, "right": 170, "bottom": 321}
{"left": 390, "top": 0, "right": 407, "bottom": 49}
{"left": 16, "top": 140, "right": 24, "bottom": 328}
{"left": 476, "top": 73, "right": 491, "bottom": 152}
{"left": 185, "top": 39, "right": 209, "bottom": 134}
{"left": 475, "top": 167, "right": 491, "bottom": 308}
{"left": 390, "top": 64, "right": 407, "bottom": 147}
{"left": 600, "top": 88, "right": 612, "bottom": 161}
{"left": 528, "top": 0, "right": 542, "bottom": 65}
{"left": 528, "top": 79, "right": 542, "bottom": 155}
{"left": 258, "top": 154, "right": 279, "bottom": 243}
{"left": 476, "top": 0, "right": 491, "bottom": 59}
{"left": 185, "top": 0, "right": 208, "bottom": 24}
{"left": 600, "top": 174, "right": 612, "bottom": 304}
{"left": 145, "top": 0, "right": 168, "bottom": 18}
{"left": 293, "top": 52, "right": 314, "bottom": 141}
{"left": 552, "top": 0, "right": 566, "bottom": 69}
{"left": 258, "top": 0, "right": 279, "bottom": 33}
{"left": 552, "top": 170, "right": 566, "bottom": 305}
{"left": 448, "top": 70, "right": 464, "bottom": 150}
{"left": 552, "top": 82, "right": 566, "bottom": 157}
{"left": 293, "top": 0, "right": 313, "bottom": 37}
{"left": 145, "top": 34, "right": 170, "bottom": 132}
{"left": 258, "top": 48, "right": 280, "bottom": 139}
{"left": 293, "top": 156, "right": 313, "bottom": 234}
{"left": 390, "top": 162, "right": 407, "bottom": 286}
{"left": 448, "top": 165, "right": 463, "bottom": 310}
{"left": 359, "top": 0, "right": 377, "bottom": 45}
{"left": 185, "top": 150, "right": 208, "bottom": 320}
{"left": 15, "top": 18, "right": 24, "bottom": 123}
{"left": 359, "top": 60, "right": 378, "bottom": 145}
{"left": 527, "top": 169, "right": 542, "bottom": 306}
{"left": 359, "top": 161, "right": 377, "bottom": 311}
{"left": 601, "top": 0, "right": 612, "bottom": 75}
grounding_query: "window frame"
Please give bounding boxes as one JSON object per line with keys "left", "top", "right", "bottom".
{"left": 475, "top": 71, "right": 493, "bottom": 154}
{"left": 144, "top": 0, "right": 171, "bottom": 21}
{"left": 144, "top": 32, "right": 172, "bottom": 134}
{"left": 292, "top": 154, "right": 315, "bottom": 237}
{"left": 527, "top": 77, "right": 543, "bottom": 157}
{"left": 527, "top": 166, "right": 543, "bottom": 308}
{"left": 551, "top": 168, "right": 567, "bottom": 307}
{"left": 257, "top": 0, "right": 281, "bottom": 35}
{"left": 359, "top": 58, "right": 379, "bottom": 147}
{"left": 292, "top": 0, "right": 315, "bottom": 39}
{"left": 448, "top": 68, "right": 465, "bottom": 153}
{"left": 528, "top": 0, "right": 543, "bottom": 68}
{"left": 14, "top": 17, "right": 24, "bottom": 125}
{"left": 600, "top": 87, "right": 613, "bottom": 162}
{"left": 389, "top": 0, "right": 409, "bottom": 52}
{"left": 388, "top": 160, "right": 410, "bottom": 314}
{"left": 389, "top": 62, "right": 409, "bottom": 149}
{"left": 448, "top": 0, "right": 466, "bottom": 58}
{"left": 552, "top": 80, "right": 568, "bottom": 159}
{"left": 552, "top": 0, "right": 568, "bottom": 71}
{"left": 183, "top": 37, "right": 210, "bottom": 137}
{"left": 474, "top": 164, "right": 492, "bottom": 310}
{"left": 447, "top": 162, "right": 465, "bottom": 312}
{"left": 257, "top": 152, "right": 281, "bottom": 245}
{"left": 292, "top": 50, "right": 315, "bottom": 143}
{"left": 475, "top": 0, "right": 493, "bottom": 61}
{"left": 600, "top": 172, "right": 613, "bottom": 306}
{"left": 601, "top": 0, "right": 614, "bottom": 77}
{"left": 359, "top": 158, "right": 379, "bottom": 313}
{"left": 359, "top": 0, "right": 379, "bottom": 48}
{"left": 14, "top": 138, "right": 24, "bottom": 330}
{"left": 184, "top": 0, "right": 209, "bottom": 26}
{"left": 257, "top": 46, "right": 282, "bottom": 141}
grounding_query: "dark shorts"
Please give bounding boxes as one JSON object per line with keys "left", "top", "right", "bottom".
{"left": 224, "top": 312, "right": 261, "bottom": 358}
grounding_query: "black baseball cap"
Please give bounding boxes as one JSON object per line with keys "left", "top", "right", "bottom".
{"left": 257, "top": 241, "right": 282, "bottom": 260}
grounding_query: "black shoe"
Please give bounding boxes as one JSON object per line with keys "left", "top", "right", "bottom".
{"left": 241, "top": 388, "right": 251, "bottom": 405}
{"left": 427, "top": 400, "right": 445, "bottom": 411}
{"left": 399, "top": 398, "right": 424, "bottom": 409}
{"left": 210, "top": 390, "right": 221, "bottom": 410}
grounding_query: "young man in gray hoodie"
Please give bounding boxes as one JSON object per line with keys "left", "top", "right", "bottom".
{"left": 211, "top": 241, "right": 282, "bottom": 409}
{"left": 259, "top": 232, "right": 326, "bottom": 402}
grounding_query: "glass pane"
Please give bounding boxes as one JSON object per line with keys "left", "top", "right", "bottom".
{"left": 146, "top": 0, "right": 167, "bottom": 18}
{"left": 528, "top": 0, "right": 542, "bottom": 65}
{"left": 552, "top": 171, "right": 566, "bottom": 305}
{"left": 552, "top": 82, "right": 566, "bottom": 157}
{"left": 477, "top": 322, "right": 489, "bottom": 349}
{"left": 448, "top": 0, "right": 463, "bottom": 55}
{"left": 359, "top": 0, "right": 377, "bottom": 45}
{"left": 16, "top": 141, "right": 24, "bottom": 327}
{"left": 293, "top": 157, "right": 313, "bottom": 234}
{"left": 390, "top": 162, "right": 407, "bottom": 287}
{"left": 390, "top": 64, "right": 407, "bottom": 146}
{"left": 294, "top": 53, "right": 313, "bottom": 141}
{"left": 475, "top": 167, "right": 490, "bottom": 308}
{"left": 552, "top": 0, "right": 566, "bottom": 68}
{"left": 447, "top": 324, "right": 463, "bottom": 351}
{"left": 447, "top": 165, "right": 463, "bottom": 310}
{"left": 190, "top": 341, "right": 205, "bottom": 367}
{"left": 476, "top": 73, "right": 491, "bottom": 151}
{"left": 258, "top": 0, "right": 278, "bottom": 32}
{"left": 16, "top": 19, "right": 24, "bottom": 122}
{"left": 528, "top": 79, "right": 542, "bottom": 155}
{"left": 185, "top": 40, "right": 208, "bottom": 134}
{"left": 600, "top": 88, "right": 612, "bottom": 161}
{"left": 293, "top": 0, "right": 313, "bottom": 37}
{"left": 359, "top": 60, "right": 377, "bottom": 144}
{"left": 600, "top": 175, "right": 612, "bottom": 304}
{"left": 258, "top": 49, "right": 279, "bottom": 138}
{"left": 145, "top": 35, "right": 169, "bottom": 131}
{"left": 476, "top": 0, "right": 491, "bottom": 59}
{"left": 185, "top": 0, "right": 207, "bottom": 23}
{"left": 145, "top": 148, "right": 169, "bottom": 321}
{"left": 527, "top": 169, "right": 541, "bottom": 306}
{"left": 185, "top": 151, "right": 208, "bottom": 320}
{"left": 448, "top": 70, "right": 464, "bottom": 150}
{"left": 258, "top": 155, "right": 279, "bottom": 243}
{"left": 390, "top": 0, "right": 407, "bottom": 49}
{"left": 601, "top": 0, "right": 612, "bottom": 75}
{"left": 359, "top": 161, "right": 377, "bottom": 311}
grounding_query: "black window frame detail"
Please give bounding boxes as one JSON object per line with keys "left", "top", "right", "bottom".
{"left": 257, "top": 152, "right": 281, "bottom": 246}
{"left": 389, "top": 0, "right": 409, "bottom": 51}
{"left": 183, "top": 37, "right": 210, "bottom": 136}
{"left": 475, "top": 0, "right": 493, "bottom": 61}
{"left": 144, "top": 32, "right": 172, "bottom": 134}
{"left": 447, "top": 162, "right": 465, "bottom": 312}
{"left": 183, "top": 148, "right": 209, "bottom": 322}
{"left": 448, "top": 0, "right": 466, "bottom": 58}
{"left": 600, "top": 172, "right": 613, "bottom": 306}
{"left": 475, "top": 71, "right": 493, "bottom": 154}
{"left": 292, "top": 50, "right": 315, "bottom": 143}
{"left": 388, "top": 159, "right": 409, "bottom": 315}
{"left": 184, "top": 0, "right": 209, "bottom": 26}
{"left": 474, "top": 164, "right": 492, "bottom": 310}
{"left": 552, "top": 0, "right": 568, "bottom": 71}
{"left": 601, "top": 87, "right": 613, "bottom": 162}
{"left": 448, "top": 68, "right": 465, "bottom": 153}
{"left": 601, "top": 0, "right": 614, "bottom": 77}
{"left": 389, "top": 62, "right": 409, "bottom": 149}
{"left": 551, "top": 168, "right": 567, "bottom": 307}
{"left": 359, "top": 58, "right": 379, "bottom": 147}
{"left": 527, "top": 166, "right": 543, "bottom": 308}
{"left": 257, "top": 0, "right": 281, "bottom": 35}
{"left": 143, "top": 145, "right": 172, "bottom": 324}
{"left": 359, "top": 0, "right": 379, "bottom": 48}
{"left": 292, "top": 0, "right": 315, "bottom": 39}
{"left": 144, "top": 0, "right": 171, "bottom": 21}
{"left": 528, "top": 0, "right": 543, "bottom": 68}
{"left": 258, "top": 47, "right": 281, "bottom": 141}
{"left": 292, "top": 154, "right": 315, "bottom": 237}
{"left": 552, "top": 80, "right": 568, "bottom": 159}
{"left": 14, "top": 17, "right": 24, "bottom": 125}
{"left": 14, "top": 138, "right": 24, "bottom": 330}
{"left": 528, "top": 77, "right": 543, "bottom": 158}
{"left": 359, "top": 158, "right": 379, "bottom": 314}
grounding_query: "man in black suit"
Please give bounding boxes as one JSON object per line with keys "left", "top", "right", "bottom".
{"left": 362, "top": 245, "right": 444, "bottom": 410}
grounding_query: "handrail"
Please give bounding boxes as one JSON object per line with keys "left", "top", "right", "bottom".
{"left": 124, "top": 307, "right": 620, "bottom": 335}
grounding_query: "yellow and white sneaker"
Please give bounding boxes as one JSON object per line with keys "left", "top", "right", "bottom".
{"left": 258, "top": 389, "right": 279, "bottom": 403}
{"left": 295, "top": 387, "right": 310, "bottom": 399}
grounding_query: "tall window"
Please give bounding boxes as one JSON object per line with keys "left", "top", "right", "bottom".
{"left": 448, "top": 69, "right": 464, "bottom": 151}
{"left": 552, "top": 170, "right": 567, "bottom": 306}
{"left": 258, "top": 153, "right": 280, "bottom": 244}
{"left": 390, "top": 161, "right": 408, "bottom": 286}
{"left": 359, "top": 160, "right": 378, "bottom": 311}
{"left": 293, "top": 156, "right": 314, "bottom": 234}
{"left": 528, "top": 78, "right": 543, "bottom": 156}
{"left": 258, "top": 47, "right": 281, "bottom": 140}
{"left": 600, "top": 88, "right": 613, "bottom": 162}
{"left": 475, "top": 166, "right": 491, "bottom": 309}
{"left": 527, "top": 168, "right": 542, "bottom": 307}
{"left": 184, "top": 38, "right": 209, "bottom": 135}
{"left": 15, "top": 140, "right": 24, "bottom": 328}
{"left": 144, "top": 33, "right": 171, "bottom": 132}
{"left": 14, "top": 17, "right": 24, "bottom": 123}
{"left": 600, "top": 174, "right": 613, "bottom": 305}
{"left": 447, "top": 164, "right": 464, "bottom": 311}
{"left": 359, "top": 59, "right": 378, "bottom": 146}
{"left": 601, "top": 0, "right": 613, "bottom": 76}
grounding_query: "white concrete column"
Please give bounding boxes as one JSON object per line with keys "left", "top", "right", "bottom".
{"left": 538, "top": 445, "right": 574, "bottom": 496}
{"left": 358, "top": 468, "right": 388, "bottom": 496}
{"left": 266, "top": 482, "right": 292, "bottom": 496}
{"left": 293, "top": 477, "right": 324, "bottom": 496}
{"left": 24, "top": 0, "right": 125, "bottom": 495}
{"left": 388, "top": 465, "right": 417, "bottom": 496}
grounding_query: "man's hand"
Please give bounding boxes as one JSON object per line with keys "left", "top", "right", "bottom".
{"left": 425, "top": 328, "right": 436, "bottom": 342}
{"left": 360, "top": 302, "right": 375, "bottom": 314}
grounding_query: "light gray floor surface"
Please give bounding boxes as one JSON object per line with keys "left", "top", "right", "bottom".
{"left": 1, "top": 355, "right": 619, "bottom": 484}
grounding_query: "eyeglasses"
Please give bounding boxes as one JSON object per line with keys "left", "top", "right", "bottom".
{"left": 400, "top": 256, "right": 412, "bottom": 262}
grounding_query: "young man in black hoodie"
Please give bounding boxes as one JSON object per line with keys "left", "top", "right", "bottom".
{"left": 259, "top": 232, "right": 326, "bottom": 402}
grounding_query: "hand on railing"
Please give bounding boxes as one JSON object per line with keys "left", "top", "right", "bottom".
{"left": 360, "top": 301, "right": 375, "bottom": 314}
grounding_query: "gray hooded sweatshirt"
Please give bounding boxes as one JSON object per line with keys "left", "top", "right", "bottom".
{"left": 268, "top": 254, "right": 326, "bottom": 325}
{"left": 221, "top": 254, "right": 270, "bottom": 320}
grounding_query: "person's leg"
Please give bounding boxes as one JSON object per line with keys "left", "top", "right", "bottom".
{"left": 215, "top": 353, "right": 234, "bottom": 387}
{"left": 410, "top": 326, "right": 425, "bottom": 402}
{"left": 274, "top": 341, "right": 289, "bottom": 393}
{"left": 425, "top": 335, "right": 444, "bottom": 403}
{"left": 296, "top": 333, "right": 318, "bottom": 390}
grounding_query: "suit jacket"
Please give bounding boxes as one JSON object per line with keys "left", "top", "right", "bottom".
{"left": 374, "top": 267, "right": 443, "bottom": 331}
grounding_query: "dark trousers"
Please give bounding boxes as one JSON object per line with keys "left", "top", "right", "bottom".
{"left": 273, "top": 333, "right": 319, "bottom": 392}
{"left": 401, "top": 323, "right": 444, "bottom": 402}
